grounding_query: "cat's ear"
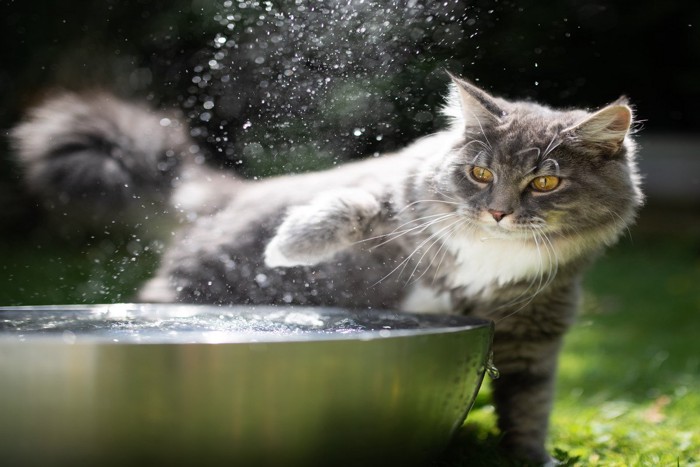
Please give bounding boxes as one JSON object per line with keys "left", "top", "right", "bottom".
{"left": 564, "top": 104, "right": 633, "bottom": 154}
{"left": 611, "top": 95, "right": 630, "bottom": 106}
{"left": 445, "top": 72, "right": 505, "bottom": 127}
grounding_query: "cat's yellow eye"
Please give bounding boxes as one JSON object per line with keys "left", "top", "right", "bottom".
{"left": 470, "top": 166, "right": 494, "bottom": 183}
{"left": 531, "top": 175, "right": 561, "bottom": 192}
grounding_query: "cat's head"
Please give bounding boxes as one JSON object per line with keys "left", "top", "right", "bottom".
{"left": 434, "top": 74, "right": 643, "bottom": 251}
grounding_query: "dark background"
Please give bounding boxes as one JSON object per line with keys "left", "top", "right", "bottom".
{"left": 0, "top": 0, "right": 697, "bottom": 237}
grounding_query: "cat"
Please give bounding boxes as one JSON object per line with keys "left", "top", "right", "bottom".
{"left": 11, "top": 74, "right": 643, "bottom": 464}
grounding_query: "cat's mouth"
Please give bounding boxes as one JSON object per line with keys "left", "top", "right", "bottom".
{"left": 475, "top": 219, "right": 549, "bottom": 242}
{"left": 480, "top": 228, "right": 531, "bottom": 242}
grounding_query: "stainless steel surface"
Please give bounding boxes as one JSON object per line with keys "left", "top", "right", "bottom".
{"left": 0, "top": 304, "right": 493, "bottom": 466}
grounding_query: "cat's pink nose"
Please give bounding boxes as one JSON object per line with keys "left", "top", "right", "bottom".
{"left": 488, "top": 209, "right": 509, "bottom": 222}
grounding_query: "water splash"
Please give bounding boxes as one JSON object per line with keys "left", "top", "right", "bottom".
{"left": 183, "top": 0, "right": 485, "bottom": 176}
{"left": 0, "top": 304, "right": 490, "bottom": 344}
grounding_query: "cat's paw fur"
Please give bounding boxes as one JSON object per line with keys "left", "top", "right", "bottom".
{"left": 264, "top": 189, "right": 381, "bottom": 268}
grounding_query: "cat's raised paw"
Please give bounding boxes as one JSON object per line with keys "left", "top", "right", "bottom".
{"left": 264, "top": 189, "right": 381, "bottom": 268}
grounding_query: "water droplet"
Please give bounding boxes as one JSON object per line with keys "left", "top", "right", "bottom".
{"left": 62, "top": 330, "right": 76, "bottom": 344}
{"left": 255, "top": 273, "right": 268, "bottom": 287}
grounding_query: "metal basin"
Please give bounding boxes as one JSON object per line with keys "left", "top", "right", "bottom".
{"left": 0, "top": 304, "right": 493, "bottom": 466}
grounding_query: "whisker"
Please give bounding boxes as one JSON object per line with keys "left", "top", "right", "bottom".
{"left": 465, "top": 109, "right": 493, "bottom": 151}
{"left": 407, "top": 219, "right": 464, "bottom": 286}
{"left": 471, "top": 150, "right": 488, "bottom": 166}
{"left": 427, "top": 183, "right": 461, "bottom": 203}
{"left": 537, "top": 228, "right": 559, "bottom": 292}
{"left": 353, "top": 213, "right": 456, "bottom": 248}
{"left": 602, "top": 207, "right": 632, "bottom": 241}
{"left": 372, "top": 216, "right": 463, "bottom": 287}
{"left": 400, "top": 217, "right": 465, "bottom": 284}
{"left": 540, "top": 158, "right": 561, "bottom": 176}
{"left": 542, "top": 133, "right": 561, "bottom": 159}
{"left": 364, "top": 213, "right": 456, "bottom": 249}
{"left": 430, "top": 220, "right": 465, "bottom": 284}
{"left": 516, "top": 147, "right": 541, "bottom": 159}
{"left": 494, "top": 226, "right": 561, "bottom": 322}
{"left": 387, "top": 212, "right": 453, "bottom": 235}
{"left": 399, "top": 199, "right": 462, "bottom": 213}
{"left": 458, "top": 138, "right": 490, "bottom": 153}
{"left": 491, "top": 232, "right": 543, "bottom": 315}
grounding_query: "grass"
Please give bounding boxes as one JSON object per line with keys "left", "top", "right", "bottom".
{"left": 548, "top": 233, "right": 700, "bottom": 467}
{"left": 1, "top": 206, "right": 699, "bottom": 466}
{"left": 0, "top": 234, "right": 160, "bottom": 305}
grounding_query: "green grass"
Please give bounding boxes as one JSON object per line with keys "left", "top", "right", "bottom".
{"left": 548, "top": 234, "right": 700, "bottom": 467}
{"left": 0, "top": 233, "right": 160, "bottom": 305}
{"left": 1, "top": 212, "right": 699, "bottom": 466}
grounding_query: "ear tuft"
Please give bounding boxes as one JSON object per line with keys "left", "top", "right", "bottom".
{"left": 611, "top": 95, "right": 630, "bottom": 106}
{"left": 442, "top": 72, "right": 504, "bottom": 128}
{"left": 566, "top": 104, "right": 632, "bottom": 153}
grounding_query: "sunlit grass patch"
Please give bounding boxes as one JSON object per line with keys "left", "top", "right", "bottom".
{"left": 551, "top": 396, "right": 700, "bottom": 465}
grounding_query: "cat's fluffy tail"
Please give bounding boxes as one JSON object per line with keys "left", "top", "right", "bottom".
{"left": 11, "top": 92, "right": 192, "bottom": 233}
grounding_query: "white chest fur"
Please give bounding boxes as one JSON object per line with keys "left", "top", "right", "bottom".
{"left": 400, "top": 228, "right": 557, "bottom": 313}
{"left": 444, "top": 229, "right": 554, "bottom": 297}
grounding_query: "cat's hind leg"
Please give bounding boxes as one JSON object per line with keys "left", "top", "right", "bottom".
{"left": 264, "top": 189, "right": 381, "bottom": 267}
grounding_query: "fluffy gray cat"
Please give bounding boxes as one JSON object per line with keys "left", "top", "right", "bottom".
{"left": 12, "top": 75, "right": 643, "bottom": 464}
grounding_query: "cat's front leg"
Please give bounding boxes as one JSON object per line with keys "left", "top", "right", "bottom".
{"left": 481, "top": 281, "right": 579, "bottom": 465}
{"left": 264, "top": 188, "right": 382, "bottom": 268}
{"left": 490, "top": 329, "right": 564, "bottom": 466}
{"left": 493, "top": 333, "right": 560, "bottom": 465}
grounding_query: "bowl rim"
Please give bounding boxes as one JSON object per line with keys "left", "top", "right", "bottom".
{"left": 0, "top": 303, "right": 493, "bottom": 345}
